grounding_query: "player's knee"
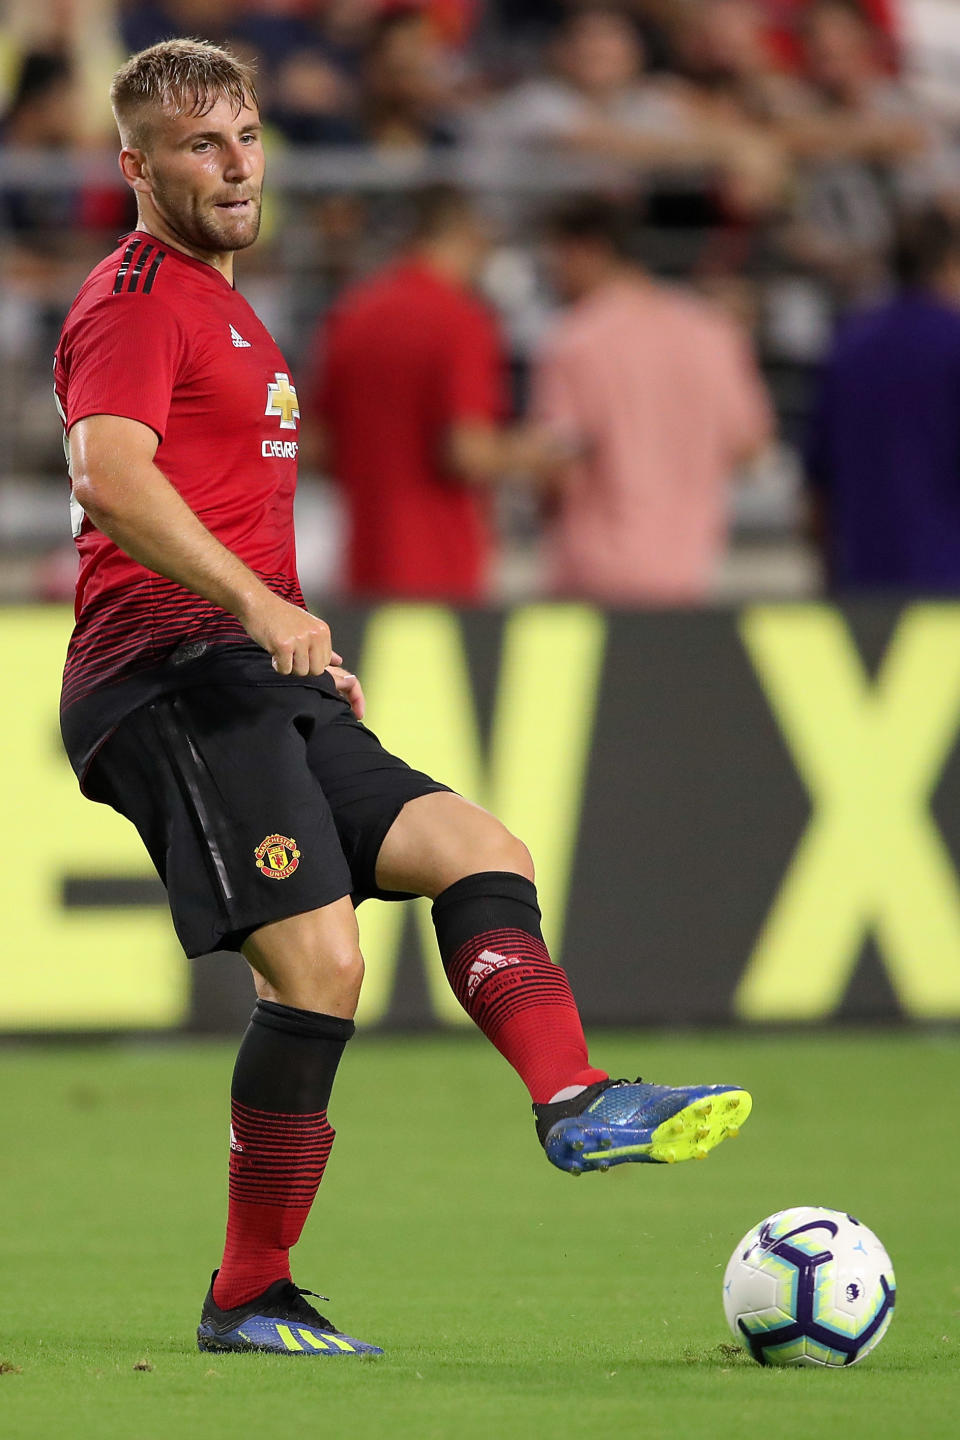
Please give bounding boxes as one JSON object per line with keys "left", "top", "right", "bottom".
{"left": 319, "top": 945, "right": 365, "bottom": 999}
{"left": 486, "top": 825, "right": 535, "bottom": 882}
{"left": 510, "top": 836, "right": 536, "bottom": 882}
{"left": 278, "top": 945, "right": 363, "bottom": 1014}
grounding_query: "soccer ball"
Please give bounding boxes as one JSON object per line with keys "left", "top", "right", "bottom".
{"left": 722, "top": 1206, "right": 896, "bottom": 1367}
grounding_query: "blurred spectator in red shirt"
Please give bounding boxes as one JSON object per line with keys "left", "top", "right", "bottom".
{"left": 304, "top": 186, "right": 563, "bottom": 601}
{"left": 533, "top": 198, "right": 774, "bottom": 604}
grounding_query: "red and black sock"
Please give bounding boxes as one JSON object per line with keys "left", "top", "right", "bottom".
{"left": 213, "top": 1000, "right": 353, "bottom": 1311}
{"left": 432, "top": 871, "right": 607, "bottom": 1104}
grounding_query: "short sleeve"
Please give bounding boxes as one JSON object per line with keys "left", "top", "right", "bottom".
{"left": 62, "top": 293, "right": 188, "bottom": 442}
{"left": 444, "top": 303, "right": 505, "bottom": 424}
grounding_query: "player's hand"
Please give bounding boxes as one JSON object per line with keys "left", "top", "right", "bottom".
{"left": 327, "top": 665, "right": 365, "bottom": 720}
{"left": 242, "top": 591, "right": 337, "bottom": 676}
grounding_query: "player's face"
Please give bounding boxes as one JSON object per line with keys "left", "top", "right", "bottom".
{"left": 141, "top": 95, "right": 265, "bottom": 256}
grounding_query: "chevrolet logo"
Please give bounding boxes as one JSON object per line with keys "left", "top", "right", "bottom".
{"left": 265, "top": 372, "right": 300, "bottom": 430}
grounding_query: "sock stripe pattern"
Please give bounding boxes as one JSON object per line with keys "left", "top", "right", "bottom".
{"left": 445, "top": 926, "right": 600, "bottom": 1103}
{"left": 216, "top": 1103, "right": 335, "bottom": 1308}
{"left": 446, "top": 928, "right": 577, "bottom": 1025}
{"left": 228, "top": 1101, "right": 335, "bottom": 1209}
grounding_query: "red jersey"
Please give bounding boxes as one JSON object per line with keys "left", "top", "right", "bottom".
{"left": 55, "top": 231, "right": 305, "bottom": 715}
{"left": 310, "top": 259, "right": 505, "bottom": 602}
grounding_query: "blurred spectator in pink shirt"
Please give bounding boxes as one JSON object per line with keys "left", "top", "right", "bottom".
{"left": 533, "top": 198, "right": 774, "bottom": 604}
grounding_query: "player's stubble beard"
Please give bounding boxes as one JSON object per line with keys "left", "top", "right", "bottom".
{"left": 150, "top": 173, "right": 263, "bottom": 258}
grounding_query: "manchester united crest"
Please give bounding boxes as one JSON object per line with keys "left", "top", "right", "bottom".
{"left": 255, "top": 833, "right": 301, "bottom": 880}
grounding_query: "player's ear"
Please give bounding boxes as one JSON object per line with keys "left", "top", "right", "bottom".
{"left": 119, "top": 147, "right": 151, "bottom": 194}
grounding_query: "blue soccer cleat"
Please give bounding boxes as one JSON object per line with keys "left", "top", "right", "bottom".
{"left": 534, "top": 1079, "right": 752, "bottom": 1174}
{"left": 197, "top": 1272, "right": 383, "bottom": 1356}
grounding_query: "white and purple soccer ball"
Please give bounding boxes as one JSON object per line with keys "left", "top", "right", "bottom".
{"left": 722, "top": 1206, "right": 896, "bottom": 1367}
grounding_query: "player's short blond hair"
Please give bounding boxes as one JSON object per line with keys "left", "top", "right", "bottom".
{"left": 110, "top": 39, "right": 259, "bottom": 149}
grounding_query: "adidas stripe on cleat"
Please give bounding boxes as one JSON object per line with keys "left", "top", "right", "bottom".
{"left": 534, "top": 1079, "right": 752, "bottom": 1174}
{"left": 197, "top": 1273, "right": 383, "bottom": 1356}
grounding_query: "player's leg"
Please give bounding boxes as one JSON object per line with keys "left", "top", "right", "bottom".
{"left": 199, "top": 898, "right": 381, "bottom": 1354}
{"left": 375, "top": 791, "right": 609, "bottom": 1104}
{"left": 211, "top": 898, "right": 362, "bottom": 1312}
{"left": 376, "top": 792, "right": 751, "bottom": 1172}
{"left": 87, "top": 686, "right": 382, "bottom": 1355}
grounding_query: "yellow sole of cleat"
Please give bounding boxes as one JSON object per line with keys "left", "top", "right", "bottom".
{"left": 647, "top": 1089, "right": 753, "bottom": 1164}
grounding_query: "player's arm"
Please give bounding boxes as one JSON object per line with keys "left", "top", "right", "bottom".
{"left": 442, "top": 303, "right": 578, "bottom": 487}
{"left": 69, "top": 413, "right": 336, "bottom": 678}
{"left": 722, "top": 329, "right": 776, "bottom": 470}
{"left": 446, "top": 421, "right": 579, "bottom": 487}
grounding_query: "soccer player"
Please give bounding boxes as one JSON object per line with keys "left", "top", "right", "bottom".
{"left": 54, "top": 39, "right": 752, "bottom": 1358}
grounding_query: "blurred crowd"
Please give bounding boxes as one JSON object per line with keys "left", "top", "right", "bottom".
{"left": 2, "top": 0, "right": 960, "bottom": 603}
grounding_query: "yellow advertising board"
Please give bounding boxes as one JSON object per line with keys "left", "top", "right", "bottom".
{"left": 0, "top": 607, "right": 187, "bottom": 1029}
{"left": 3, "top": 601, "right": 960, "bottom": 1030}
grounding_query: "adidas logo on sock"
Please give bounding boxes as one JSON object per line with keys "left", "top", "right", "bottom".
{"left": 230, "top": 324, "right": 251, "bottom": 348}
{"left": 229, "top": 1124, "right": 244, "bottom": 1153}
{"left": 466, "top": 948, "right": 517, "bottom": 1000}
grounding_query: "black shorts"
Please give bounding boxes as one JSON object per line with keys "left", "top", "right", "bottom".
{"left": 86, "top": 679, "right": 450, "bottom": 957}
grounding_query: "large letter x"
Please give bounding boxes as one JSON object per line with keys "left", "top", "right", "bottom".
{"left": 737, "top": 605, "right": 960, "bottom": 1020}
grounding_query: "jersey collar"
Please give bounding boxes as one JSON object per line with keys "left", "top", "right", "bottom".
{"left": 124, "top": 230, "right": 237, "bottom": 290}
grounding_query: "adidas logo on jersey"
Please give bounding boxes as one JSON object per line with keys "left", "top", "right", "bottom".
{"left": 466, "top": 948, "right": 517, "bottom": 1000}
{"left": 230, "top": 324, "right": 251, "bottom": 348}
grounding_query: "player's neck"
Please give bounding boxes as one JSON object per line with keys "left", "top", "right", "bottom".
{"left": 134, "top": 213, "right": 235, "bottom": 285}
{"left": 573, "top": 260, "right": 642, "bottom": 303}
{"left": 413, "top": 241, "right": 474, "bottom": 288}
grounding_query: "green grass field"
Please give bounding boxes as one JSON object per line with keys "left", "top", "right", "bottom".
{"left": 1, "top": 1031, "right": 957, "bottom": 1439}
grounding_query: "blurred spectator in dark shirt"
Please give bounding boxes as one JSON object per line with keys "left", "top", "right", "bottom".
{"left": 303, "top": 186, "right": 564, "bottom": 600}
{"left": 270, "top": 46, "right": 361, "bottom": 146}
{"left": 493, "top": 0, "right": 680, "bottom": 72}
{"left": 118, "top": 1, "right": 358, "bottom": 146}
{"left": 359, "top": 7, "right": 459, "bottom": 151}
{"left": 1, "top": 49, "right": 76, "bottom": 151}
{"left": 807, "top": 204, "right": 960, "bottom": 593}
{"left": 0, "top": 50, "right": 82, "bottom": 247}
{"left": 119, "top": 0, "right": 316, "bottom": 64}
{"left": 271, "top": 5, "right": 461, "bottom": 149}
